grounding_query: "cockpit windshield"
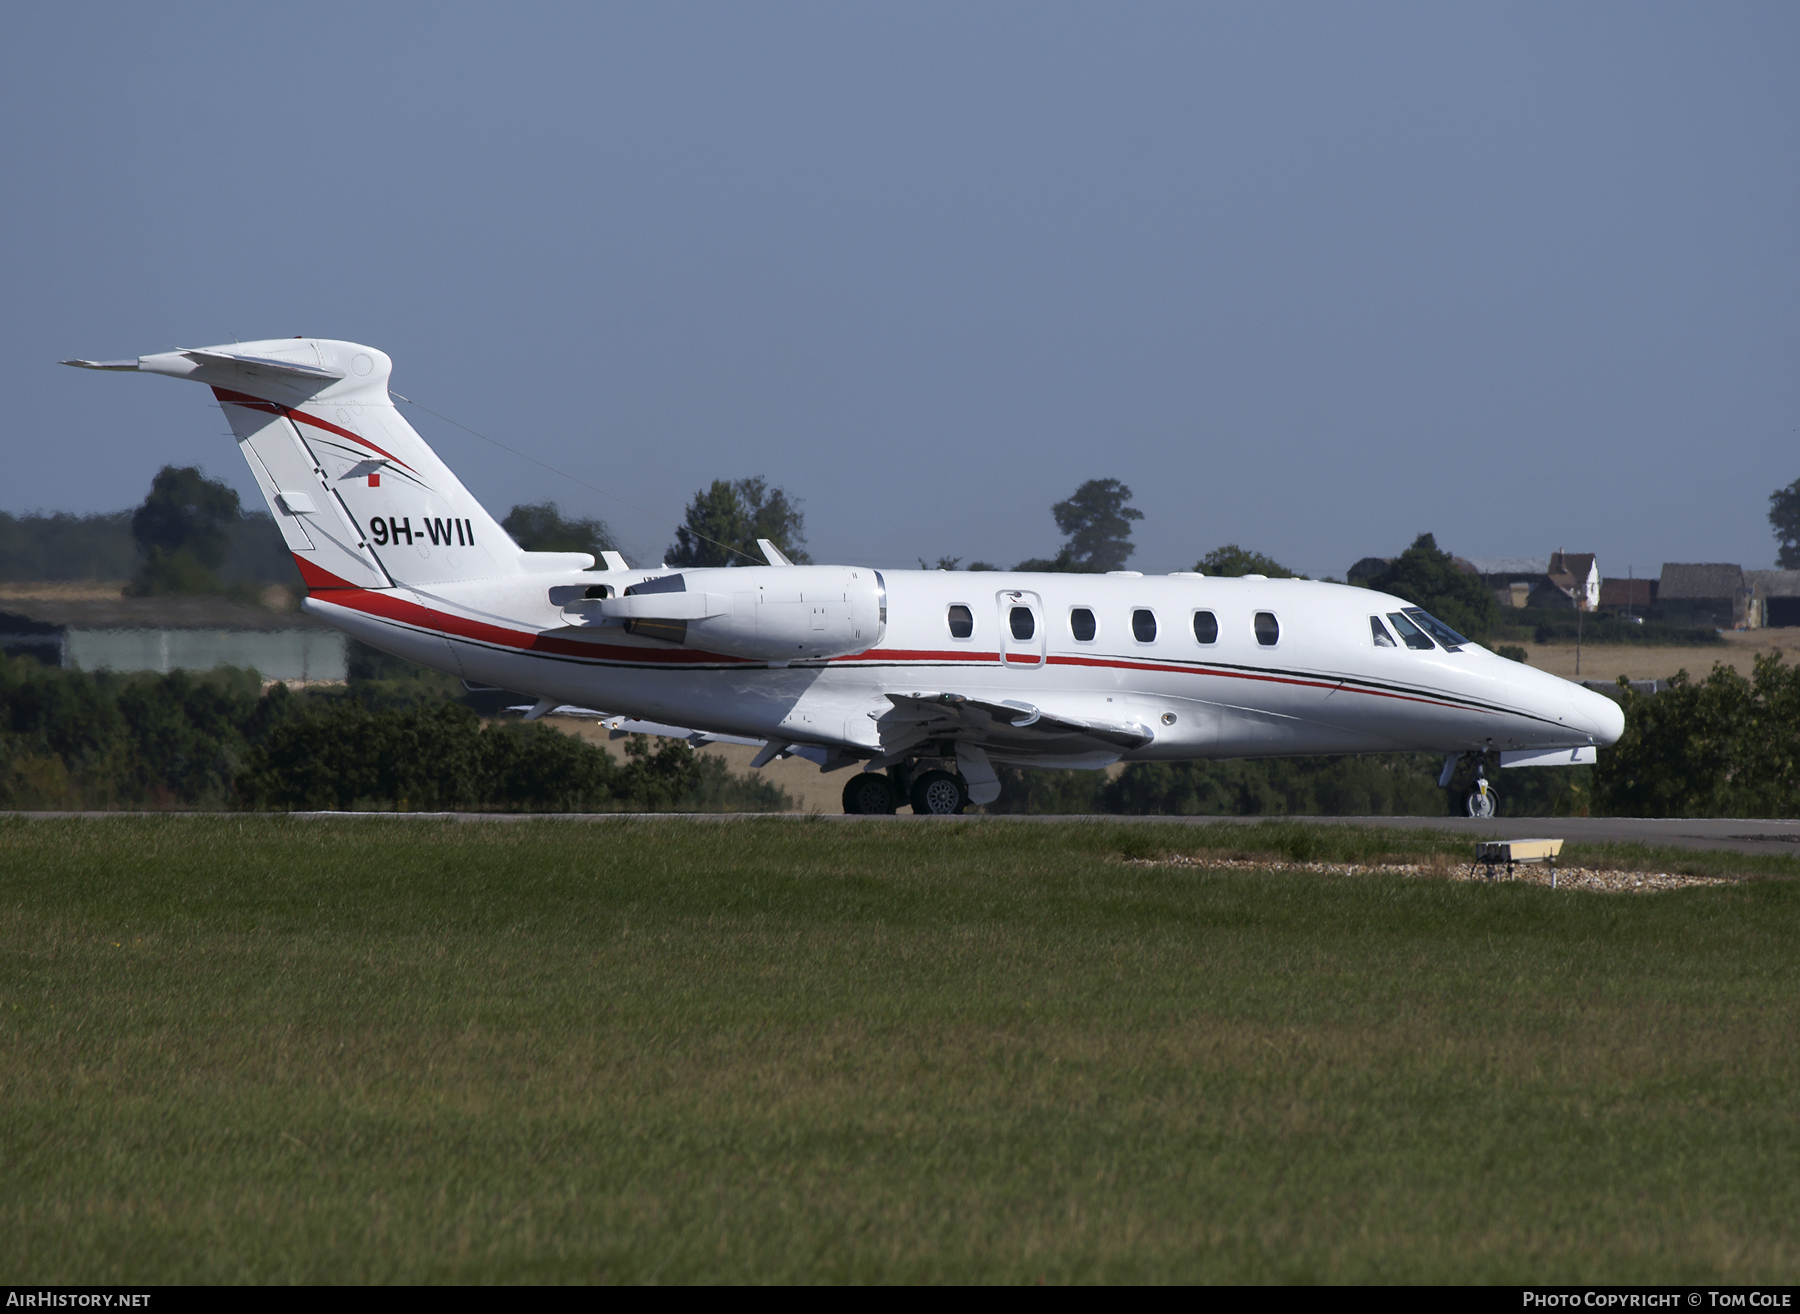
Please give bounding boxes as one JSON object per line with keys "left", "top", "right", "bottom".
{"left": 1386, "top": 611, "right": 1435, "bottom": 650}
{"left": 1404, "top": 608, "right": 1468, "bottom": 652}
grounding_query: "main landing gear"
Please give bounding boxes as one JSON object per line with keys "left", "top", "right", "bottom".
{"left": 841, "top": 761, "right": 973, "bottom": 815}
{"left": 841, "top": 773, "right": 899, "bottom": 814}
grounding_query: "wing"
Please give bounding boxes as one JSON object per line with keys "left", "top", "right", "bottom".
{"left": 877, "top": 691, "right": 1154, "bottom": 762}
{"left": 505, "top": 703, "right": 823, "bottom": 764}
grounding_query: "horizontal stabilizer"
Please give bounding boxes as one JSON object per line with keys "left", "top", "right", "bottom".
{"left": 63, "top": 348, "right": 344, "bottom": 380}
{"left": 179, "top": 348, "right": 344, "bottom": 380}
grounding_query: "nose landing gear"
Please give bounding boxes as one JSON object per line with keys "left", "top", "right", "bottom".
{"left": 1441, "top": 750, "right": 1500, "bottom": 818}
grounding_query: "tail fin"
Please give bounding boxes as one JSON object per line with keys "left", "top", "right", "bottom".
{"left": 66, "top": 339, "right": 586, "bottom": 591}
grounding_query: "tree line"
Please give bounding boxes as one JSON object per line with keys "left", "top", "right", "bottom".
{"left": 0, "top": 470, "right": 296, "bottom": 597}
{"left": 6, "top": 635, "right": 1794, "bottom": 817}
{"left": 0, "top": 656, "right": 790, "bottom": 813}
{"left": 19, "top": 457, "right": 1800, "bottom": 617}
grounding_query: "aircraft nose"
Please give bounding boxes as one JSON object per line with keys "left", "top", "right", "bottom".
{"left": 1573, "top": 685, "right": 1627, "bottom": 746}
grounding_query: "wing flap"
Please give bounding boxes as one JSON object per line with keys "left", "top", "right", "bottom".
{"left": 881, "top": 691, "right": 1154, "bottom": 754}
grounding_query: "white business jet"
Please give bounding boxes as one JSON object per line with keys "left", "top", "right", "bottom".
{"left": 66, "top": 338, "right": 1625, "bottom": 816}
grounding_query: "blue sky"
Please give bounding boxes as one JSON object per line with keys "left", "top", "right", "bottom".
{"left": 5, "top": 3, "right": 1795, "bottom": 577}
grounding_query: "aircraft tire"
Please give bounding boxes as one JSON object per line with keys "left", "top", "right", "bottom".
{"left": 1462, "top": 785, "right": 1499, "bottom": 818}
{"left": 910, "top": 770, "right": 967, "bottom": 816}
{"left": 842, "top": 773, "right": 898, "bottom": 815}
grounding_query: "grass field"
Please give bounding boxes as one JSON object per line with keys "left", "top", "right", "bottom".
{"left": 2, "top": 817, "right": 1796, "bottom": 1284}
{"left": 1519, "top": 628, "right": 1799, "bottom": 683}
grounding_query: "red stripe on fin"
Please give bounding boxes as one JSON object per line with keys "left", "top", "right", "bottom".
{"left": 291, "top": 553, "right": 364, "bottom": 591}
{"left": 210, "top": 385, "right": 417, "bottom": 473}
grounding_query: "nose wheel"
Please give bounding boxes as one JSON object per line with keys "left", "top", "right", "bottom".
{"left": 1443, "top": 750, "right": 1500, "bottom": 818}
{"left": 1463, "top": 776, "right": 1498, "bottom": 818}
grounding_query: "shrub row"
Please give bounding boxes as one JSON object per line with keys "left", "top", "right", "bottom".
{"left": 0, "top": 658, "right": 788, "bottom": 812}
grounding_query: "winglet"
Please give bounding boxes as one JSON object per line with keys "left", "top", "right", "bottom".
{"left": 758, "top": 538, "right": 794, "bottom": 567}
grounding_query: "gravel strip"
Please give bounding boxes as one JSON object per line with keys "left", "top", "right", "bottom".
{"left": 1125, "top": 855, "right": 1736, "bottom": 892}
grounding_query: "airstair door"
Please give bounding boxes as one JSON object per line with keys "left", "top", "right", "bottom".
{"left": 997, "top": 590, "right": 1047, "bottom": 669}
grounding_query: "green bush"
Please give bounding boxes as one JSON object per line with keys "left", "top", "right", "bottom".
{"left": 0, "top": 657, "right": 790, "bottom": 813}
{"left": 0, "top": 659, "right": 287, "bottom": 809}
{"left": 989, "top": 751, "right": 1592, "bottom": 817}
{"left": 237, "top": 705, "right": 783, "bottom": 813}
{"left": 1594, "top": 653, "right": 1800, "bottom": 817}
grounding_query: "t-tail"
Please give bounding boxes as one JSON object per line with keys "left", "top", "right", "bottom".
{"left": 64, "top": 338, "right": 592, "bottom": 592}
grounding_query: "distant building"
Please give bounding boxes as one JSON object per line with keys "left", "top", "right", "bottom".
{"left": 1598, "top": 576, "right": 1656, "bottom": 616}
{"left": 1544, "top": 551, "right": 1600, "bottom": 611}
{"left": 1465, "top": 552, "right": 1598, "bottom": 610}
{"left": 1746, "top": 570, "right": 1800, "bottom": 629}
{"left": 0, "top": 596, "right": 346, "bottom": 680}
{"left": 1466, "top": 557, "right": 1549, "bottom": 609}
{"left": 1658, "top": 563, "right": 1756, "bottom": 630}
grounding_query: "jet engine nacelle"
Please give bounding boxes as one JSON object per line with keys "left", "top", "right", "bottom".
{"left": 577, "top": 565, "right": 886, "bottom": 662}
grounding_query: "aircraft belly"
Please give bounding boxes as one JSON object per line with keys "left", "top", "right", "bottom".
{"left": 303, "top": 593, "right": 461, "bottom": 676}
{"left": 1208, "top": 702, "right": 1394, "bottom": 757}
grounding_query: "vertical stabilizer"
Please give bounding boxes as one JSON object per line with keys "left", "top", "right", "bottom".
{"left": 67, "top": 339, "right": 571, "bottom": 590}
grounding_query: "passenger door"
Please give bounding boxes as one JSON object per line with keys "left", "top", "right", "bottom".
{"left": 997, "top": 590, "right": 1046, "bottom": 669}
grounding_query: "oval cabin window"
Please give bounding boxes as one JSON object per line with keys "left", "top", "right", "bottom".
{"left": 947, "top": 604, "right": 974, "bottom": 639}
{"left": 1070, "top": 608, "right": 1096, "bottom": 641}
{"left": 1132, "top": 609, "right": 1157, "bottom": 643}
{"left": 1254, "top": 612, "right": 1280, "bottom": 646}
{"left": 1192, "top": 610, "right": 1218, "bottom": 644}
{"left": 1009, "top": 606, "right": 1036, "bottom": 640}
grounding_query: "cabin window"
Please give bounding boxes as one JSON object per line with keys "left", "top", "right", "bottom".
{"left": 1405, "top": 608, "right": 1467, "bottom": 652}
{"left": 1192, "top": 610, "right": 1218, "bottom": 644}
{"left": 1254, "top": 612, "right": 1280, "bottom": 646}
{"left": 1387, "top": 611, "right": 1435, "bottom": 650}
{"left": 1070, "top": 608, "right": 1097, "bottom": 641}
{"left": 1009, "top": 606, "right": 1036, "bottom": 640}
{"left": 1132, "top": 609, "right": 1157, "bottom": 643}
{"left": 1370, "top": 616, "right": 1397, "bottom": 647}
{"left": 947, "top": 604, "right": 974, "bottom": 639}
